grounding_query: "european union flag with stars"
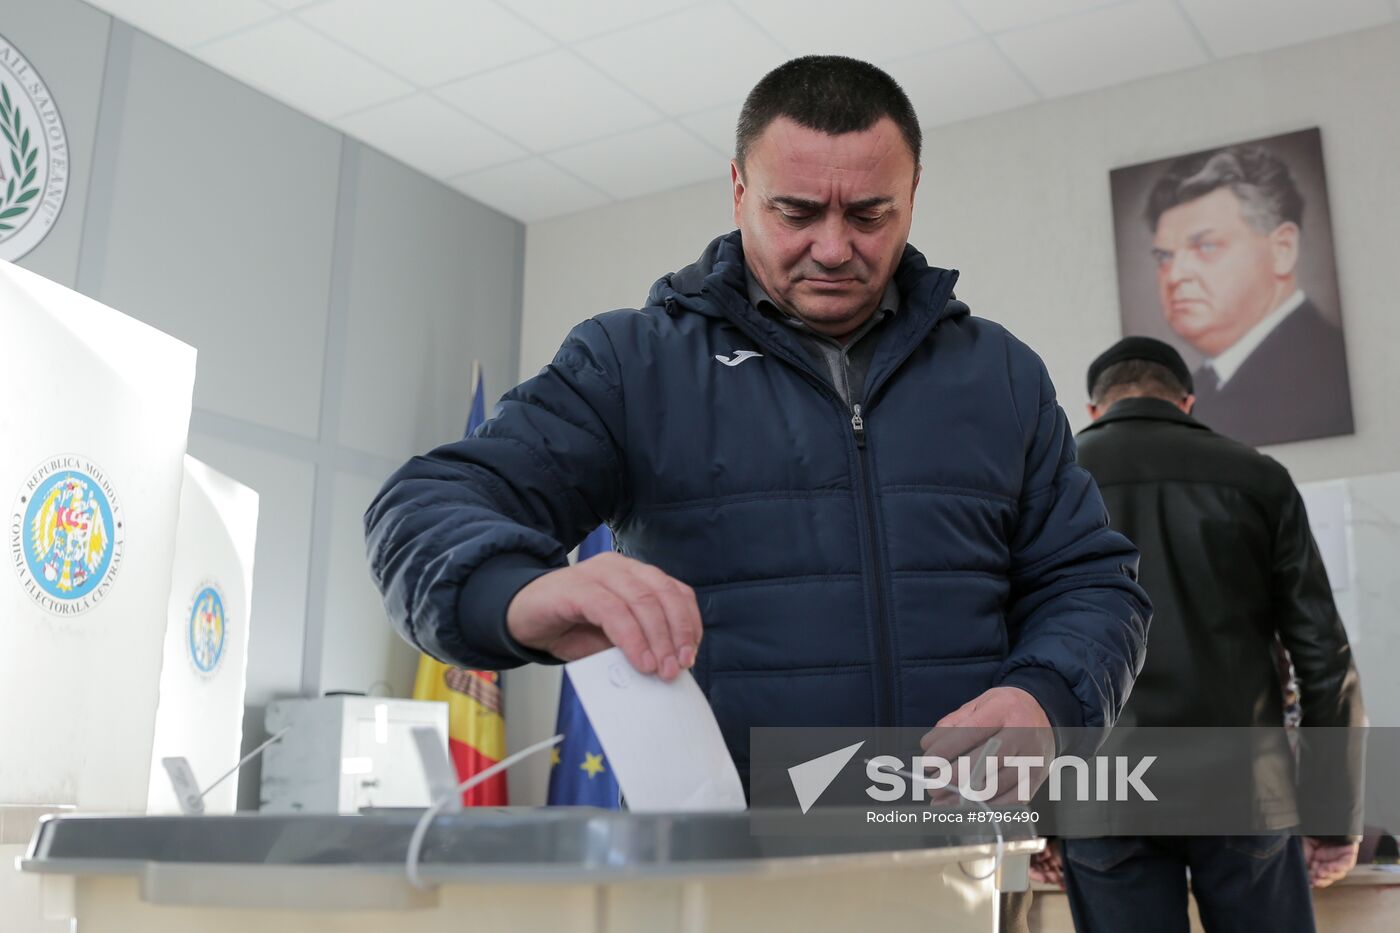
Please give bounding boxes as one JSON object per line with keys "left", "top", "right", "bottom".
{"left": 546, "top": 525, "right": 621, "bottom": 809}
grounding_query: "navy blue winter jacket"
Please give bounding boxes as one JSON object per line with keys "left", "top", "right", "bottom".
{"left": 365, "top": 232, "right": 1149, "bottom": 768}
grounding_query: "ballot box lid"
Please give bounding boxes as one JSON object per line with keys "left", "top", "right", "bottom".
{"left": 20, "top": 808, "right": 1039, "bottom": 885}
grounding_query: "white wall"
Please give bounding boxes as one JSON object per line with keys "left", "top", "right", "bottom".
{"left": 509, "top": 22, "right": 1400, "bottom": 803}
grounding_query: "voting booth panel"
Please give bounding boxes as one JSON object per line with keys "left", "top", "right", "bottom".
{"left": 147, "top": 456, "right": 259, "bottom": 815}
{"left": 0, "top": 259, "right": 196, "bottom": 812}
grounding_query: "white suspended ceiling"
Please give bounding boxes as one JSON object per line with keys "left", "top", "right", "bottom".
{"left": 82, "top": 0, "right": 1400, "bottom": 222}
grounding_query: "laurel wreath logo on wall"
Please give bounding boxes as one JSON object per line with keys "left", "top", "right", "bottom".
{"left": 0, "top": 81, "right": 41, "bottom": 236}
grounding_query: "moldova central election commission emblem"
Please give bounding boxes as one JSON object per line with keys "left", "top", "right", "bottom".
{"left": 10, "top": 455, "right": 125, "bottom": 615}
{"left": 0, "top": 32, "right": 69, "bottom": 262}
{"left": 186, "top": 583, "right": 228, "bottom": 676}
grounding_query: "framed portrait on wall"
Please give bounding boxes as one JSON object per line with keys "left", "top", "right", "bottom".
{"left": 1109, "top": 127, "right": 1353, "bottom": 447}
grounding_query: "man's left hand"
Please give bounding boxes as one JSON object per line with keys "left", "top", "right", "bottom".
{"left": 1303, "top": 837, "right": 1358, "bottom": 888}
{"left": 919, "top": 687, "right": 1055, "bottom": 804}
{"left": 934, "top": 686, "right": 1052, "bottom": 732}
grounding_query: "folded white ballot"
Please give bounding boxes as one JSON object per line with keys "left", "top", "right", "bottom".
{"left": 564, "top": 648, "right": 746, "bottom": 812}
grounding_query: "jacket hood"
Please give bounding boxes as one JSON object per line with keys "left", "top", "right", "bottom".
{"left": 645, "top": 230, "right": 968, "bottom": 326}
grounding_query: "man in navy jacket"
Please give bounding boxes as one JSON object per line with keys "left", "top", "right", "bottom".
{"left": 365, "top": 57, "right": 1149, "bottom": 787}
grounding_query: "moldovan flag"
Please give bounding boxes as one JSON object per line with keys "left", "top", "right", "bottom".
{"left": 411, "top": 362, "right": 507, "bottom": 806}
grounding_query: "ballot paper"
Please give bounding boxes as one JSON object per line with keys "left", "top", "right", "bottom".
{"left": 564, "top": 648, "right": 746, "bottom": 812}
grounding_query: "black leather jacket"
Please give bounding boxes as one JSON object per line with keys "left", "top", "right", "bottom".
{"left": 1076, "top": 397, "right": 1364, "bottom": 834}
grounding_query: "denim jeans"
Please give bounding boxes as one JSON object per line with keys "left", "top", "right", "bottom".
{"left": 1061, "top": 835, "right": 1315, "bottom": 933}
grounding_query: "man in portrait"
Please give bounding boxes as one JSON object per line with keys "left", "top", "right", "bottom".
{"left": 1142, "top": 143, "right": 1353, "bottom": 446}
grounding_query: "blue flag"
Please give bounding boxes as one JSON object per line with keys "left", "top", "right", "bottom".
{"left": 546, "top": 525, "right": 621, "bottom": 808}
{"left": 465, "top": 361, "right": 486, "bottom": 436}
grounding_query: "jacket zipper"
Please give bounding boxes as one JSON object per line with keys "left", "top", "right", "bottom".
{"left": 849, "top": 401, "right": 896, "bottom": 726}
{"left": 843, "top": 295, "right": 958, "bottom": 726}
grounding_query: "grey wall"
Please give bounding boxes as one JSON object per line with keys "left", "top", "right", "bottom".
{"left": 3, "top": 0, "right": 525, "bottom": 809}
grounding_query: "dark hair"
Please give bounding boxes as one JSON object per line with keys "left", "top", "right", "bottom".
{"left": 735, "top": 56, "right": 921, "bottom": 171}
{"left": 1145, "top": 144, "right": 1304, "bottom": 234}
{"left": 1090, "top": 360, "right": 1190, "bottom": 407}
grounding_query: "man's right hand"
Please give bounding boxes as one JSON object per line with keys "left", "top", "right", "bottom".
{"left": 1303, "top": 837, "right": 1359, "bottom": 888}
{"left": 1029, "top": 839, "right": 1065, "bottom": 889}
{"left": 506, "top": 552, "right": 702, "bottom": 681}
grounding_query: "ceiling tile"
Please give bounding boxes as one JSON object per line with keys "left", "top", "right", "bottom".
{"left": 298, "top": 0, "right": 556, "bottom": 86}
{"left": 887, "top": 40, "right": 1037, "bottom": 129}
{"left": 737, "top": 0, "right": 977, "bottom": 62}
{"left": 1176, "top": 0, "right": 1394, "bottom": 58}
{"left": 996, "top": 0, "right": 1207, "bottom": 99}
{"left": 577, "top": 3, "right": 788, "bottom": 115}
{"left": 450, "top": 159, "right": 610, "bottom": 222}
{"left": 336, "top": 94, "right": 525, "bottom": 177}
{"left": 86, "top": 0, "right": 279, "bottom": 47}
{"left": 548, "top": 123, "right": 726, "bottom": 200}
{"left": 679, "top": 102, "right": 742, "bottom": 158}
{"left": 198, "top": 18, "right": 414, "bottom": 119}
{"left": 509, "top": 0, "right": 698, "bottom": 43}
{"left": 438, "top": 50, "right": 660, "bottom": 152}
{"left": 959, "top": 0, "right": 1118, "bottom": 34}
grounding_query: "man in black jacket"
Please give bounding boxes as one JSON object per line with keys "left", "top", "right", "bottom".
{"left": 1038, "top": 336, "right": 1364, "bottom": 933}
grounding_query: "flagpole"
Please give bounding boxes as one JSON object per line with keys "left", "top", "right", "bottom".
{"left": 412, "top": 359, "right": 509, "bottom": 807}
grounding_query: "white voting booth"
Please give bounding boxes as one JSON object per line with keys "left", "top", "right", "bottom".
{"left": 0, "top": 260, "right": 258, "bottom": 928}
{"left": 147, "top": 456, "right": 259, "bottom": 815}
{"left": 0, "top": 259, "right": 195, "bottom": 811}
